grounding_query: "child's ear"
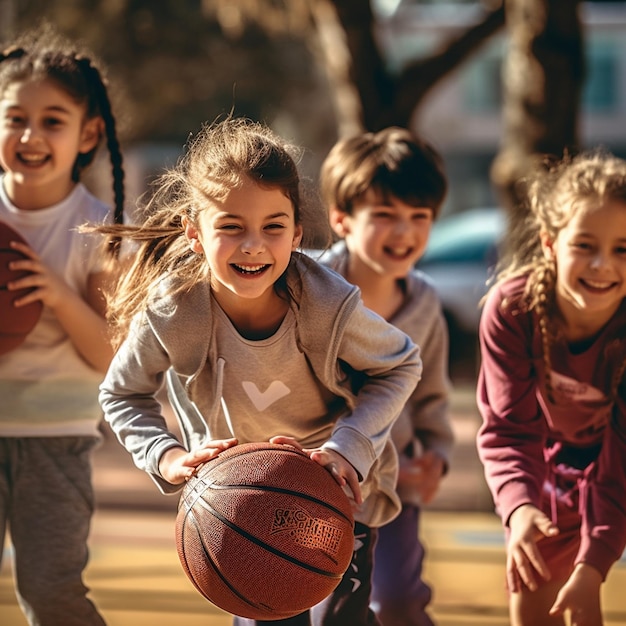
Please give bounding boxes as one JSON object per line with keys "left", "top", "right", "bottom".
{"left": 182, "top": 216, "right": 204, "bottom": 254}
{"left": 292, "top": 224, "right": 303, "bottom": 251}
{"left": 540, "top": 230, "right": 555, "bottom": 260}
{"left": 79, "top": 117, "right": 104, "bottom": 154}
{"left": 329, "top": 207, "right": 350, "bottom": 238}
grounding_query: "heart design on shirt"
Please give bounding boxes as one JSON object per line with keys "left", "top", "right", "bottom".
{"left": 242, "top": 380, "right": 291, "bottom": 411}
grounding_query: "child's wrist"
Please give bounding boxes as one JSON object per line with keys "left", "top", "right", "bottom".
{"left": 572, "top": 562, "right": 602, "bottom": 588}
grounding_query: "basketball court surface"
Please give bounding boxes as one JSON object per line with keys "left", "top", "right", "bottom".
{"left": 1, "top": 386, "right": 624, "bottom": 625}
{"left": 1, "top": 507, "right": 624, "bottom": 626}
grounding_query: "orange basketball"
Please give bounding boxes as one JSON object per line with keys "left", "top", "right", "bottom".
{"left": 175, "top": 442, "right": 355, "bottom": 620}
{"left": 0, "top": 222, "right": 42, "bottom": 355}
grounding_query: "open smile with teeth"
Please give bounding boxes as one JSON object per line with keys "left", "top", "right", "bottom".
{"left": 580, "top": 278, "right": 617, "bottom": 292}
{"left": 18, "top": 153, "right": 49, "bottom": 166}
{"left": 232, "top": 263, "right": 270, "bottom": 275}
{"left": 384, "top": 246, "right": 413, "bottom": 260}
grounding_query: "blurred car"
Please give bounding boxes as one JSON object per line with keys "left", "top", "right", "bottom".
{"left": 417, "top": 207, "right": 505, "bottom": 335}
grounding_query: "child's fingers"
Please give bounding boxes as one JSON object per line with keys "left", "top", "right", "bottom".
{"left": 309, "top": 449, "right": 362, "bottom": 504}
{"left": 508, "top": 548, "right": 537, "bottom": 591}
{"left": 508, "top": 539, "right": 551, "bottom": 591}
{"left": 324, "top": 461, "right": 362, "bottom": 505}
{"left": 536, "top": 515, "right": 559, "bottom": 539}
{"left": 189, "top": 438, "right": 238, "bottom": 465}
{"left": 342, "top": 469, "right": 362, "bottom": 505}
{"left": 526, "top": 547, "right": 551, "bottom": 582}
{"left": 269, "top": 435, "right": 302, "bottom": 450}
{"left": 9, "top": 239, "right": 38, "bottom": 260}
{"left": 505, "top": 560, "right": 522, "bottom": 593}
{"left": 549, "top": 594, "right": 565, "bottom": 616}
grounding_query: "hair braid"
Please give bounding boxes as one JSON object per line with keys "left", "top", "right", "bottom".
{"left": 604, "top": 334, "right": 626, "bottom": 402}
{"left": 611, "top": 358, "right": 626, "bottom": 401}
{"left": 533, "top": 261, "right": 557, "bottom": 403}
{"left": 75, "top": 56, "right": 125, "bottom": 225}
{"left": 74, "top": 56, "right": 125, "bottom": 256}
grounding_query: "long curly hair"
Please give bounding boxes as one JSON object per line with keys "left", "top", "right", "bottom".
{"left": 491, "top": 149, "right": 626, "bottom": 401}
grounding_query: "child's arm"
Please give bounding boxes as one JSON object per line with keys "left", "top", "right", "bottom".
{"left": 99, "top": 315, "right": 192, "bottom": 493}
{"left": 549, "top": 563, "right": 602, "bottom": 625}
{"left": 401, "top": 298, "right": 453, "bottom": 503}
{"left": 476, "top": 285, "right": 549, "bottom": 533}
{"left": 546, "top": 420, "right": 626, "bottom": 626}
{"left": 9, "top": 240, "right": 115, "bottom": 372}
{"left": 323, "top": 301, "right": 422, "bottom": 482}
{"left": 572, "top": 406, "right": 626, "bottom": 591}
{"left": 73, "top": 269, "right": 115, "bottom": 370}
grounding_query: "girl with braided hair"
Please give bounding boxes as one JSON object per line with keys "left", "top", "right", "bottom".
{"left": 0, "top": 23, "right": 125, "bottom": 625}
{"left": 477, "top": 149, "right": 626, "bottom": 626}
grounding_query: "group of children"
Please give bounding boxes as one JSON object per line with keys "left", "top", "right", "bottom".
{"left": 0, "top": 23, "right": 624, "bottom": 626}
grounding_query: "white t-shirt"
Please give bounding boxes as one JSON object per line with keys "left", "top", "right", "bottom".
{"left": 0, "top": 179, "right": 111, "bottom": 436}
{"left": 190, "top": 296, "right": 344, "bottom": 446}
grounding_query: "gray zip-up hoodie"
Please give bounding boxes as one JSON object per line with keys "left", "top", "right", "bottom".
{"left": 99, "top": 252, "right": 422, "bottom": 527}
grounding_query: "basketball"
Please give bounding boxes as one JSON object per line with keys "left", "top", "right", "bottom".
{"left": 0, "top": 222, "right": 43, "bottom": 356}
{"left": 175, "top": 442, "right": 355, "bottom": 620}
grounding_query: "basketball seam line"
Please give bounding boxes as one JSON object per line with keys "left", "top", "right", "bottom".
{"left": 205, "top": 483, "right": 353, "bottom": 522}
{"left": 189, "top": 497, "right": 343, "bottom": 579}
{"left": 183, "top": 511, "right": 275, "bottom": 612}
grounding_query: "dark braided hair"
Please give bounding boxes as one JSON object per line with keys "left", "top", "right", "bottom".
{"left": 0, "top": 24, "right": 124, "bottom": 249}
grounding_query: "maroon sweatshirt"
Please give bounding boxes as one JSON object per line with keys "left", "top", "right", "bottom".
{"left": 476, "top": 274, "right": 626, "bottom": 579}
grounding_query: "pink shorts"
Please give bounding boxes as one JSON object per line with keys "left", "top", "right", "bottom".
{"left": 505, "top": 464, "right": 587, "bottom": 587}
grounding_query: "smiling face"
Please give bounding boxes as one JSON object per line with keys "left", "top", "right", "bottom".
{"left": 544, "top": 198, "right": 626, "bottom": 333}
{"left": 0, "top": 77, "right": 101, "bottom": 210}
{"left": 331, "top": 189, "right": 433, "bottom": 283}
{"left": 184, "top": 177, "right": 303, "bottom": 316}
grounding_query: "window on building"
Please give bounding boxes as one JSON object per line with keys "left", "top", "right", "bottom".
{"left": 582, "top": 39, "right": 618, "bottom": 113}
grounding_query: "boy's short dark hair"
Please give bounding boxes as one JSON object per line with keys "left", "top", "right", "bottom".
{"left": 319, "top": 126, "right": 447, "bottom": 219}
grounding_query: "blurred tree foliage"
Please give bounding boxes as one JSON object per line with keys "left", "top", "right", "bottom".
{"left": 7, "top": 0, "right": 508, "bottom": 145}
{"left": 8, "top": 0, "right": 336, "bottom": 154}
{"left": 312, "top": 0, "right": 584, "bottom": 215}
{"left": 6, "top": 0, "right": 588, "bottom": 212}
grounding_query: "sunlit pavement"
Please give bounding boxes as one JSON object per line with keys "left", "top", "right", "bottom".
{"left": 1, "top": 385, "right": 624, "bottom": 625}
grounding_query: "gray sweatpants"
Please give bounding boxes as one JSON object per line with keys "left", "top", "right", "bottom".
{"left": 0, "top": 436, "right": 106, "bottom": 626}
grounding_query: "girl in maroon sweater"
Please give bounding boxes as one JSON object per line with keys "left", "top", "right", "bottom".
{"left": 477, "top": 150, "right": 626, "bottom": 626}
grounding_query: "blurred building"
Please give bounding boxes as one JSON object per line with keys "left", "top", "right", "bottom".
{"left": 373, "top": 0, "right": 626, "bottom": 214}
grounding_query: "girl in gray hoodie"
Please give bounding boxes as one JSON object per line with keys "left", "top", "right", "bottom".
{"left": 97, "top": 117, "right": 422, "bottom": 625}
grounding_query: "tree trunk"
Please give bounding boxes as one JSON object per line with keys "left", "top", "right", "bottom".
{"left": 317, "top": 0, "right": 505, "bottom": 134}
{"left": 310, "top": 0, "right": 366, "bottom": 137}
{"left": 491, "top": 0, "right": 585, "bottom": 220}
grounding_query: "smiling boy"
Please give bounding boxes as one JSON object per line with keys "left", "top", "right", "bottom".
{"left": 318, "top": 127, "right": 454, "bottom": 626}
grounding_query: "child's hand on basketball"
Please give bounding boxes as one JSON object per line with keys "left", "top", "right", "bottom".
{"left": 269, "top": 436, "right": 362, "bottom": 504}
{"left": 507, "top": 503, "right": 559, "bottom": 592}
{"left": 8, "top": 240, "right": 73, "bottom": 309}
{"left": 310, "top": 448, "right": 362, "bottom": 505}
{"left": 159, "top": 438, "right": 238, "bottom": 485}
